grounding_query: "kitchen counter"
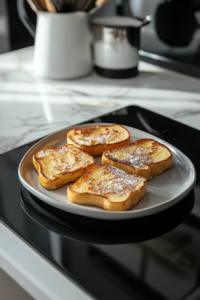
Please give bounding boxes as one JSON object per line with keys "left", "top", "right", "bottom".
{"left": 0, "top": 47, "right": 200, "bottom": 155}
{"left": 0, "top": 47, "right": 200, "bottom": 300}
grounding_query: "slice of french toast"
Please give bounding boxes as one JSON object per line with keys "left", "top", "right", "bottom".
{"left": 102, "top": 139, "right": 172, "bottom": 180}
{"left": 33, "top": 144, "right": 96, "bottom": 190}
{"left": 67, "top": 164, "right": 146, "bottom": 211}
{"left": 67, "top": 124, "right": 130, "bottom": 156}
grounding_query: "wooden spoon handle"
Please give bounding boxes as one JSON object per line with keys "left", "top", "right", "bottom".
{"left": 27, "top": 0, "right": 44, "bottom": 12}
{"left": 95, "top": 0, "right": 110, "bottom": 7}
{"left": 45, "top": 0, "right": 57, "bottom": 12}
{"left": 39, "top": 0, "right": 57, "bottom": 12}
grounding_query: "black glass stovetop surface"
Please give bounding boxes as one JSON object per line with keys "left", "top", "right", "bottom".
{"left": 1, "top": 106, "right": 200, "bottom": 300}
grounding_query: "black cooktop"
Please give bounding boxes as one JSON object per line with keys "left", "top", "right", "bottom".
{"left": 1, "top": 106, "right": 200, "bottom": 300}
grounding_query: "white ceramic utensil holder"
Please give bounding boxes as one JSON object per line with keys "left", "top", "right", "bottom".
{"left": 34, "top": 11, "right": 93, "bottom": 79}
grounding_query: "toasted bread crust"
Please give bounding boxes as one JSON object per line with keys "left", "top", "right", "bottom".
{"left": 67, "top": 164, "right": 146, "bottom": 211}
{"left": 102, "top": 139, "right": 172, "bottom": 180}
{"left": 33, "top": 144, "right": 96, "bottom": 190}
{"left": 67, "top": 125, "right": 130, "bottom": 156}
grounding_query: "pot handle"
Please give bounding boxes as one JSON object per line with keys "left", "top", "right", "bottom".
{"left": 131, "top": 16, "right": 151, "bottom": 28}
{"left": 140, "top": 16, "right": 151, "bottom": 27}
{"left": 17, "top": 0, "right": 36, "bottom": 38}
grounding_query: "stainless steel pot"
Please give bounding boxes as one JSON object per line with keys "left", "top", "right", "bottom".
{"left": 92, "top": 16, "right": 149, "bottom": 79}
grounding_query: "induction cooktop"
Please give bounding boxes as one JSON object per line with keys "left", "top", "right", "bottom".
{"left": 1, "top": 106, "right": 200, "bottom": 300}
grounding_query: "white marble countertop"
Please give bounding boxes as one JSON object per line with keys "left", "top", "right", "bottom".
{"left": 0, "top": 47, "right": 200, "bottom": 155}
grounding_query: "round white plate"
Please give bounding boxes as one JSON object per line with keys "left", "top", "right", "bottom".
{"left": 18, "top": 123, "right": 196, "bottom": 220}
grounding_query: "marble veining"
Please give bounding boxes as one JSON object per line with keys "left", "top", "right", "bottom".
{"left": 0, "top": 47, "right": 200, "bottom": 155}
{"left": 174, "top": 109, "right": 200, "bottom": 118}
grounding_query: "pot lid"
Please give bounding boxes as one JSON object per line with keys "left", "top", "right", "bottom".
{"left": 92, "top": 16, "right": 145, "bottom": 28}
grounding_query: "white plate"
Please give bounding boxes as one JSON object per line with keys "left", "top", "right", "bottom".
{"left": 18, "top": 123, "right": 196, "bottom": 220}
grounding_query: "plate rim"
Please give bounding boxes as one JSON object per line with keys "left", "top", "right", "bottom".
{"left": 18, "top": 123, "right": 196, "bottom": 220}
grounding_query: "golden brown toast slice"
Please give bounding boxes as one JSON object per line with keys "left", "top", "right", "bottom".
{"left": 33, "top": 144, "right": 96, "bottom": 190}
{"left": 67, "top": 164, "right": 146, "bottom": 211}
{"left": 67, "top": 124, "right": 130, "bottom": 156}
{"left": 102, "top": 139, "right": 172, "bottom": 180}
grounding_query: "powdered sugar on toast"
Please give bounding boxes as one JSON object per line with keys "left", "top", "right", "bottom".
{"left": 79, "top": 165, "right": 146, "bottom": 196}
{"left": 34, "top": 145, "right": 95, "bottom": 179}
{"left": 70, "top": 126, "right": 128, "bottom": 146}
{"left": 108, "top": 147, "right": 157, "bottom": 169}
{"left": 37, "top": 145, "right": 71, "bottom": 158}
